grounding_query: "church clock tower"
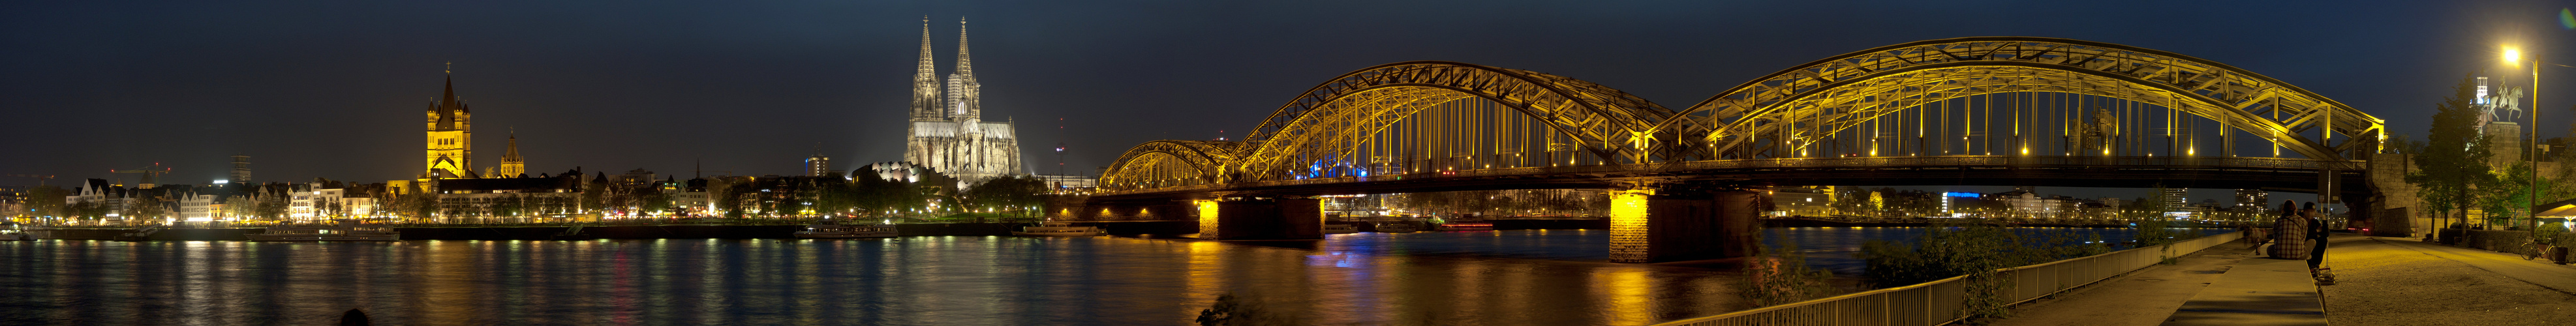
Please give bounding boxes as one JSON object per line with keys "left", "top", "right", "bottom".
{"left": 423, "top": 67, "right": 475, "bottom": 181}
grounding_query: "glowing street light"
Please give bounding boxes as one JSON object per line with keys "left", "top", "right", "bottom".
{"left": 2505, "top": 44, "right": 2541, "bottom": 232}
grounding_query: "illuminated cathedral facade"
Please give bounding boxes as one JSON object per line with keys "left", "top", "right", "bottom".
{"left": 904, "top": 18, "right": 1022, "bottom": 183}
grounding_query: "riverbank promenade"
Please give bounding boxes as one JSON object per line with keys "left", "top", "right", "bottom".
{"left": 1997, "top": 233, "right": 2576, "bottom": 325}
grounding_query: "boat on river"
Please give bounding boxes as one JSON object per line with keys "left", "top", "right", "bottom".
{"left": 794, "top": 224, "right": 899, "bottom": 239}
{"left": 0, "top": 226, "right": 31, "bottom": 241}
{"left": 1434, "top": 222, "right": 1494, "bottom": 231}
{"left": 1012, "top": 222, "right": 1105, "bottom": 237}
{"left": 1373, "top": 222, "right": 1418, "bottom": 233}
{"left": 247, "top": 219, "right": 400, "bottom": 241}
{"left": 1322, "top": 224, "right": 1358, "bottom": 233}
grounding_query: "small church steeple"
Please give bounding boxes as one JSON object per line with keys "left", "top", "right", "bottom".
{"left": 498, "top": 129, "right": 525, "bottom": 177}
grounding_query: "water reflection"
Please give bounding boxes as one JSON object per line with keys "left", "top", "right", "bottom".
{"left": 6, "top": 228, "right": 2212, "bottom": 325}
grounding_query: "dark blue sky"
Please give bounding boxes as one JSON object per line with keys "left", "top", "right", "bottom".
{"left": 3, "top": 0, "right": 2570, "bottom": 203}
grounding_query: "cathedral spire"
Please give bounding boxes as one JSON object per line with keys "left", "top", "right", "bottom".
{"left": 953, "top": 16, "right": 979, "bottom": 121}
{"left": 911, "top": 16, "right": 943, "bottom": 120}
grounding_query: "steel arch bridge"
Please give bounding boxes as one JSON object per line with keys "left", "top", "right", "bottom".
{"left": 1096, "top": 37, "right": 2385, "bottom": 200}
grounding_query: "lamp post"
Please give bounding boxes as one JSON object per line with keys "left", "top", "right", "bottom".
{"left": 2506, "top": 46, "right": 2541, "bottom": 232}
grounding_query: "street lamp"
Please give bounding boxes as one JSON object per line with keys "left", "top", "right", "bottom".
{"left": 2506, "top": 45, "right": 2539, "bottom": 232}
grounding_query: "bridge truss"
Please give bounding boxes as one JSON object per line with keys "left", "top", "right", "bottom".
{"left": 1098, "top": 37, "right": 2386, "bottom": 198}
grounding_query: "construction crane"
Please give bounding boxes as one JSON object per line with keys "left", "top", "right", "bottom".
{"left": 3, "top": 174, "right": 54, "bottom": 187}
{"left": 111, "top": 163, "right": 172, "bottom": 189}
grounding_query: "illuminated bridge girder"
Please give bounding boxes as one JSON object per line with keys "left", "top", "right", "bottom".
{"left": 1098, "top": 140, "right": 1239, "bottom": 190}
{"left": 1096, "top": 37, "right": 2387, "bottom": 198}
{"left": 1236, "top": 61, "right": 1699, "bottom": 176}
{"left": 1675, "top": 37, "right": 2384, "bottom": 162}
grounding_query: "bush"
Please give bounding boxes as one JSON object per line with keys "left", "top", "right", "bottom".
{"left": 1739, "top": 243, "right": 1839, "bottom": 307}
{"left": 1855, "top": 223, "right": 2110, "bottom": 319}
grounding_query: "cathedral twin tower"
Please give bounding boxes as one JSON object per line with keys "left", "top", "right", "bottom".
{"left": 905, "top": 18, "right": 1022, "bottom": 183}
{"left": 408, "top": 18, "right": 1017, "bottom": 190}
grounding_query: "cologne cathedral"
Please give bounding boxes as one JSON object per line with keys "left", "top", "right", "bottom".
{"left": 904, "top": 18, "right": 1022, "bottom": 183}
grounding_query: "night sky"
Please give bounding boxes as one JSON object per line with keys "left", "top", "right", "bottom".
{"left": 5, "top": 0, "right": 2571, "bottom": 204}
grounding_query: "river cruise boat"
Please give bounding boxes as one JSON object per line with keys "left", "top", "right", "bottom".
{"left": 247, "top": 219, "right": 400, "bottom": 241}
{"left": 1, "top": 226, "right": 31, "bottom": 241}
{"left": 1012, "top": 222, "right": 1105, "bottom": 237}
{"left": 794, "top": 224, "right": 899, "bottom": 239}
{"left": 1373, "top": 222, "right": 1419, "bottom": 233}
{"left": 1322, "top": 224, "right": 1358, "bottom": 233}
{"left": 1434, "top": 222, "right": 1494, "bottom": 231}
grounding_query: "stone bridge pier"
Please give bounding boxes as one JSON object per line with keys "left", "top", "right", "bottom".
{"left": 1194, "top": 197, "right": 1324, "bottom": 240}
{"left": 1609, "top": 186, "right": 1764, "bottom": 263}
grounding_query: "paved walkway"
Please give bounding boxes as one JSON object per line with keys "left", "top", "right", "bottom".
{"left": 1992, "top": 241, "right": 2263, "bottom": 326}
{"left": 2158, "top": 258, "right": 2326, "bottom": 325}
{"left": 1999, "top": 233, "right": 2576, "bottom": 326}
{"left": 2317, "top": 234, "right": 2576, "bottom": 325}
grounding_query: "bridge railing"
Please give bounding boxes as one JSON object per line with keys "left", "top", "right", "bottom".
{"left": 1651, "top": 230, "right": 2245, "bottom": 326}
{"left": 1097, "top": 154, "right": 2361, "bottom": 196}
{"left": 1670, "top": 156, "right": 2361, "bottom": 170}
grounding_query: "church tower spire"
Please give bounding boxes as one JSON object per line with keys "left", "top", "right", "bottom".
{"left": 952, "top": 16, "right": 980, "bottom": 121}
{"left": 498, "top": 130, "right": 525, "bottom": 177}
{"left": 424, "top": 65, "right": 475, "bottom": 180}
{"left": 910, "top": 16, "right": 943, "bottom": 120}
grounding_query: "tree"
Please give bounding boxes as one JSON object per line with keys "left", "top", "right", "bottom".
{"left": 2406, "top": 74, "right": 2495, "bottom": 233}
{"left": 253, "top": 192, "right": 289, "bottom": 220}
{"left": 18, "top": 186, "right": 66, "bottom": 219}
{"left": 636, "top": 188, "right": 671, "bottom": 217}
{"left": 711, "top": 179, "right": 745, "bottom": 218}
{"left": 1832, "top": 186, "right": 1877, "bottom": 216}
{"left": 579, "top": 173, "right": 609, "bottom": 216}
{"left": 121, "top": 196, "right": 168, "bottom": 222}
{"left": 69, "top": 200, "right": 106, "bottom": 220}
{"left": 397, "top": 193, "right": 439, "bottom": 222}
{"left": 963, "top": 175, "right": 1050, "bottom": 216}
{"left": 491, "top": 194, "right": 527, "bottom": 218}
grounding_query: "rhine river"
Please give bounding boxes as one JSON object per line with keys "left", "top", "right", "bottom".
{"left": 0, "top": 227, "right": 2219, "bottom": 325}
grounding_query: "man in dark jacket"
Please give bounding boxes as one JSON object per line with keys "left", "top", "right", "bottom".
{"left": 2304, "top": 202, "right": 2328, "bottom": 269}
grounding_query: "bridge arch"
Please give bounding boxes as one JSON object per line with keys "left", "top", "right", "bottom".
{"left": 1670, "top": 37, "right": 2384, "bottom": 161}
{"left": 1098, "top": 140, "right": 1239, "bottom": 191}
{"left": 1231, "top": 61, "right": 1694, "bottom": 183}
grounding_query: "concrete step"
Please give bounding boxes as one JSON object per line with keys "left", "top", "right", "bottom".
{"left": 2159, "top": 258, "right": 2327, "bottom": 326}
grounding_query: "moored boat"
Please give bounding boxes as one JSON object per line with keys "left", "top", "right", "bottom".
{"left": 1372, "top": 222, "right": 1418, "bottom": 233}
{"left": 0, "top": 226, "right": 31, "bottom": 241}
{"left": 795, "top": 224, "right": 900, "bottom": 239}
{"left": 1322, "top": 224, "right": 1358, "bottom": 234}
{"left": 247, "top": 219, "right": 400, "bottom": 241}
{"left": 1434, "top": 222, "right": 1494, "bottom": 231}
{"left": 1012, "top": 222, "right": 1105, "bottom": 237}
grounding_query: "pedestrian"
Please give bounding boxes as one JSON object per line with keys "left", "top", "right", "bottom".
{"left": 2266, "top": 200, "right": 2309, "bottom": 260}
{"left": 2304, "top": 202, "right": 2328, "bottom": 269}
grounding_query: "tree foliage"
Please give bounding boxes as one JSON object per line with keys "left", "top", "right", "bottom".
{"left": 18, "top": 186, "right": 65, "bottom": 218}
{"left": 961, "top": 175, "right": 1050, "bottom": 216}
{"left": 2406, "top": 74, "right": 2495, "bottom": 230}
{"left": 1856, "top": 223, "right": 2110, "bottom": 319}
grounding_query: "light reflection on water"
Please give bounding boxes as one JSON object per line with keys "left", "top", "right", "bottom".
{"left": 0, "top": 228, "right": 2207, "bottom": 325}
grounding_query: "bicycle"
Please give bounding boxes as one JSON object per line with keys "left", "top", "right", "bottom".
{"left": 2524, "top": 238, "right": 2555, "bottom": 261}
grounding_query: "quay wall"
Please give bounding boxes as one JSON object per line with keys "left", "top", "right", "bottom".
{"left": 20, "top": 220, "right": 1203, "bottom": 241}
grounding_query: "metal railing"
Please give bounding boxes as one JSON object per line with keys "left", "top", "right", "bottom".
{"left": 1653, "top": 231, "right": 2244, "bottom": 326}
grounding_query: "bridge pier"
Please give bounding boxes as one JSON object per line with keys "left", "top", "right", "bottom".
{"left": 1608, "top": 187, "right": 1762, "bottom": 263}
{"left": 1194, "top": 198, "right": 1324, "bottom": 240}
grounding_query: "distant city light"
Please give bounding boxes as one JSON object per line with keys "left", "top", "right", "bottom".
{"left": 212, "top": 179, "right": 228, "bottom": 185}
